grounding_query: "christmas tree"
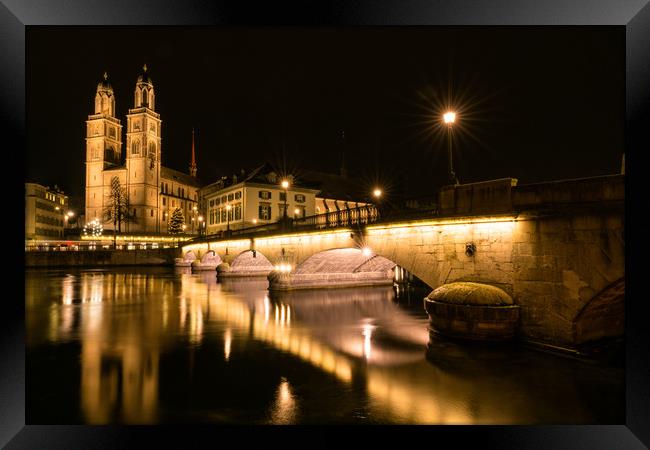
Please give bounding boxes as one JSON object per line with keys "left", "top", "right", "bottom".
{"left": 168, "top": 207, "right": 185, "bottom": 235}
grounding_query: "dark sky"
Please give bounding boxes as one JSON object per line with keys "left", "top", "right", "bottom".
{"left": 27, "top": 26, "right": 624, "bottom": 208}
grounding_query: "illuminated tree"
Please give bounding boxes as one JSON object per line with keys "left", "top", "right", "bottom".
{"left": 168, "top": 207, "right": 185, "bottom": 235}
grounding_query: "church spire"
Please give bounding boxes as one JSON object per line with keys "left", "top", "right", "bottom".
{"left": 189, "top": 128, "right": 197, "bottom": 177}
{"left": 340, "top": 129, "right": 348, "bottom": 178}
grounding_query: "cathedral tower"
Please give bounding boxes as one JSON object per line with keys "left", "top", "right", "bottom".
{"left": 125, "top": 64, "right": 162, "bottom": 233}
{"left": 85, "top": 72, "right": 123, "bottom": 222}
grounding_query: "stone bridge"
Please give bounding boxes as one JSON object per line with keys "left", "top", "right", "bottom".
{"left": 182, "top": 175, "right": 624, "bottom": 350}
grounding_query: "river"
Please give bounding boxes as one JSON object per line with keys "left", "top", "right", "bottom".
{"left": 25, "top": 267, "right": 624, "bottom": 424}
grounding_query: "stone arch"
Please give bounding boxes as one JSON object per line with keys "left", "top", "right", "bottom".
{"left": 572, "top": 277, "right": 624, "bottom": 345}
{"left": 224, "top": 249, "right": 274, "bottom": 276}
{"left": 294, "top": 248, "right": 395, "bottom": 275}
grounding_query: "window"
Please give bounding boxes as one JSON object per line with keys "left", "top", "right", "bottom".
{"left": 149, "top": 142, "right": 156, "bottom": 157}
{"left": 162, "top": 197, "right": 166, "bottom": 206}
{"left": 109, "top": 127, "right": 116, "bottom": 139}
{"left": 235, "top": 191, "right": 241, "bottom": 200}
{"left": 295, "top": 194, "right": 306, "bottom": 203}
{"left": 259, "top": 204, "right": 271, "bottom": 221}
{"left": 133, "top": 208, "right": 137, "bottom": 217}
{"left": 234, "top": 203, "right": 241, "bottom": 221}
{"left": 279, "top": 192, "right": 287, "bottom": 201}
{"left": 221, "top": 209, "right": 227, "bottom": 222}
{"left": 227, "top": 193, "right": 234, "bottom": 201}
{"left": 151, "top": 209, "right": 154, "bottom": 217}
{"left": 178, "top": 187, "right": 181, "bottom": 196}
{"left": 215, "top": 197, "right": 220, "bottom": 206}
{"left": 215, "top": 209, "right": 221, "bottom": 224}
{"left": 210, "top": 200, "right": 214, "bottom": 207}
{"left": 132, "top": 141, "right": 140, "bottom": 155}
{"left": 259, "top": 190, "right": 271, "bottom": 200}
{"left": 221, "top": 195, "right": 227, "bottom": 203}
{"left": 182, "top": 188, "right": 185, "bottom": 198}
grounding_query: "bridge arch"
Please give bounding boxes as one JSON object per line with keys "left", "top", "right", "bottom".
{"left": 221, "top": 249, "right": 275, "bottom": 277}
{"left": 572, "top": 277, "right": 624, "bottom": 345}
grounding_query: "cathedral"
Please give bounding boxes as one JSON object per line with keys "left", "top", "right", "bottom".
{"left": 85, "top": 65, "right": 202, "bottom": 235}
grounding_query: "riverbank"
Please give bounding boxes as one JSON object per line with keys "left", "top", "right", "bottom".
{"left": 24, "top": 248, "right": 180, "bottom": 267}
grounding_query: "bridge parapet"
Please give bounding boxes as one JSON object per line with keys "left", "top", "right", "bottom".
{"left": 438, "top": 174, "right": 624, "bottom": 217}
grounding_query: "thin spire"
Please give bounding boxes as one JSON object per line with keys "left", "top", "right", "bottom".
{"left": 143, "top": 63, "right": 148, "bottom": 72}
{"left": 340, "top": 129, "right": 348, "bottom": 178}
{"left": 189, "top": 128, "right": 197, "bottom": 177}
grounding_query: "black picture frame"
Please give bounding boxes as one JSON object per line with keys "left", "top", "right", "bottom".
{"left": 4, "top": 0, "right": 649, "bottom": 447}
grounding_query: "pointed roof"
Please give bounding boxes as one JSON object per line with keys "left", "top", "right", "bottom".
{"left": 189, "top": 129, "right": 197, "bottom": 177}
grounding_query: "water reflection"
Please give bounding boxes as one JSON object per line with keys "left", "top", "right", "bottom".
{"left": 26, "top": 268, "right": 623, "bottom": 424}
{"left": 268, "top": 377, "right": 298, "bottom": 424}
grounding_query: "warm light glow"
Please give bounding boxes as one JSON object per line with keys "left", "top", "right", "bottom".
{"left": 294, "top": 208, "right": 300, "bottom": 215}
{"left": 198, "top": 216, "right": 203, "bottom": 222}
{"left": 226, "top": 204, "right": 232, "bottom": 211}
{"left": 193, "top": 206, "right": 198, "bottom": 211}
{"left": 252, "top": 218, "right": 258, "bottom": 224}
{"left": 67, "top": 211, "right": 75, "bottom": 217}
{"left": 443, "top": 111, "right": 456, "bottom": 124}
{"left": 362, "top": 247, "right": 373, "bottom": 257}
{"left": 55, "top": 206, "right": 60, "bottom": 211}
{"left": 373, "top": 188, "right": 382, "bottom": 198}
{"left": 182, "top": 224, "right": 187, "bottom": 230}
{"left": 281, "top": 180, "right": 290, "bottom": 189}
{"left": 224, "top": 328, "right": 232, "bottom": 361}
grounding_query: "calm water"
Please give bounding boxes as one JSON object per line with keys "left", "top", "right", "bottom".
{"left": 26, "top": 267, "right": 624, "bottom": 424}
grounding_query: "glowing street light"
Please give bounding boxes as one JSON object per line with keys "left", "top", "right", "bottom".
{"left": 362, "top": 247, "right": 373, "bottom": 257}
{"left": 373, "top": 188, "right": 382, "bottom": 199}
{"left": 443, "top": 111, "right": 459, "bottom": 185}
{"left": 443, "top": 111, "right": 456, "bottom": 124}
{"left": 281, "top": 179, "right": 290, "bottom": 221}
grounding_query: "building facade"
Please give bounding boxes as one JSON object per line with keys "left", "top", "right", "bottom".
{"left": 25, "top": 183, "right": 69, "bottom": 240}
{"left": 201, "top": 166, "right": 372, "bottom": 234}
{"left": 85, "top": 67, "right": 202, "bottom": 235}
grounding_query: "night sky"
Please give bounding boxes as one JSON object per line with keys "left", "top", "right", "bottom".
{"left": 27, "top": 26, "right": 624, "bottom": 209}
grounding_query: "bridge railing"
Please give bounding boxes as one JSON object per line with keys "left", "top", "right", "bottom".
{"left": 196, "top": 204, "right": 445, "bottom": 243}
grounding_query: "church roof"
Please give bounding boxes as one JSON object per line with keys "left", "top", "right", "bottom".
{"left": 161, "top": 166, "right": 202, "bottom": 187}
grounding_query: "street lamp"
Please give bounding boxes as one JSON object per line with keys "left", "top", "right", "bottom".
{"left": 373, "top": 188, "right": 382, "bottom": 199}
{"left": 443, "top": 111, "right": 459, "bottom": 185}
{"left": 198, "top": 215, "right": 204, "bottom": 237}
{"left": 281, "top": 179, "right": 290, "bottom": 220}
{"left": 226, "top": 204, "right": 232, "bottom": 233}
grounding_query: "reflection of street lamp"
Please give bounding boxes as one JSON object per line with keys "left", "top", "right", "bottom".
{"left": 443, "top": 111, "right": 459, "bottom": 185}
{"left": 226, "top": 204, "right": 232, "bottom": 233}
{"left": 281, "top": 179, "right": 289, "bottom": 220}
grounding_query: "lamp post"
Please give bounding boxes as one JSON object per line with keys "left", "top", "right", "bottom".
{"left": 443, "top": 111, "right": 459, "bottom": 185}
{"left": 226, "top": 204, "right": 232, "bottom": 234}
{"left": 281, "top": 179, "right": 289, "bottom": 221}
{"left": 192, "top": 205, "right": 198, "bottom": 234}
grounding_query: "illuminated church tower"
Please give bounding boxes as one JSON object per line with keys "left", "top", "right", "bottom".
{"left": 125, "top": 64, "right": 162, "bottom": 233}
{"left": 85, "top": 72, "right": 123, "bottom": 223}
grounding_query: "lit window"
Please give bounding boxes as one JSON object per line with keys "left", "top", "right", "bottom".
{"left": 295, "top": 194, "right": 306, "bottom": 203}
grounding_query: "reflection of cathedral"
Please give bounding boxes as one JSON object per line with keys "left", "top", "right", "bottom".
{"left": 85, "top": 65, "right": 202, "bottom": 234}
